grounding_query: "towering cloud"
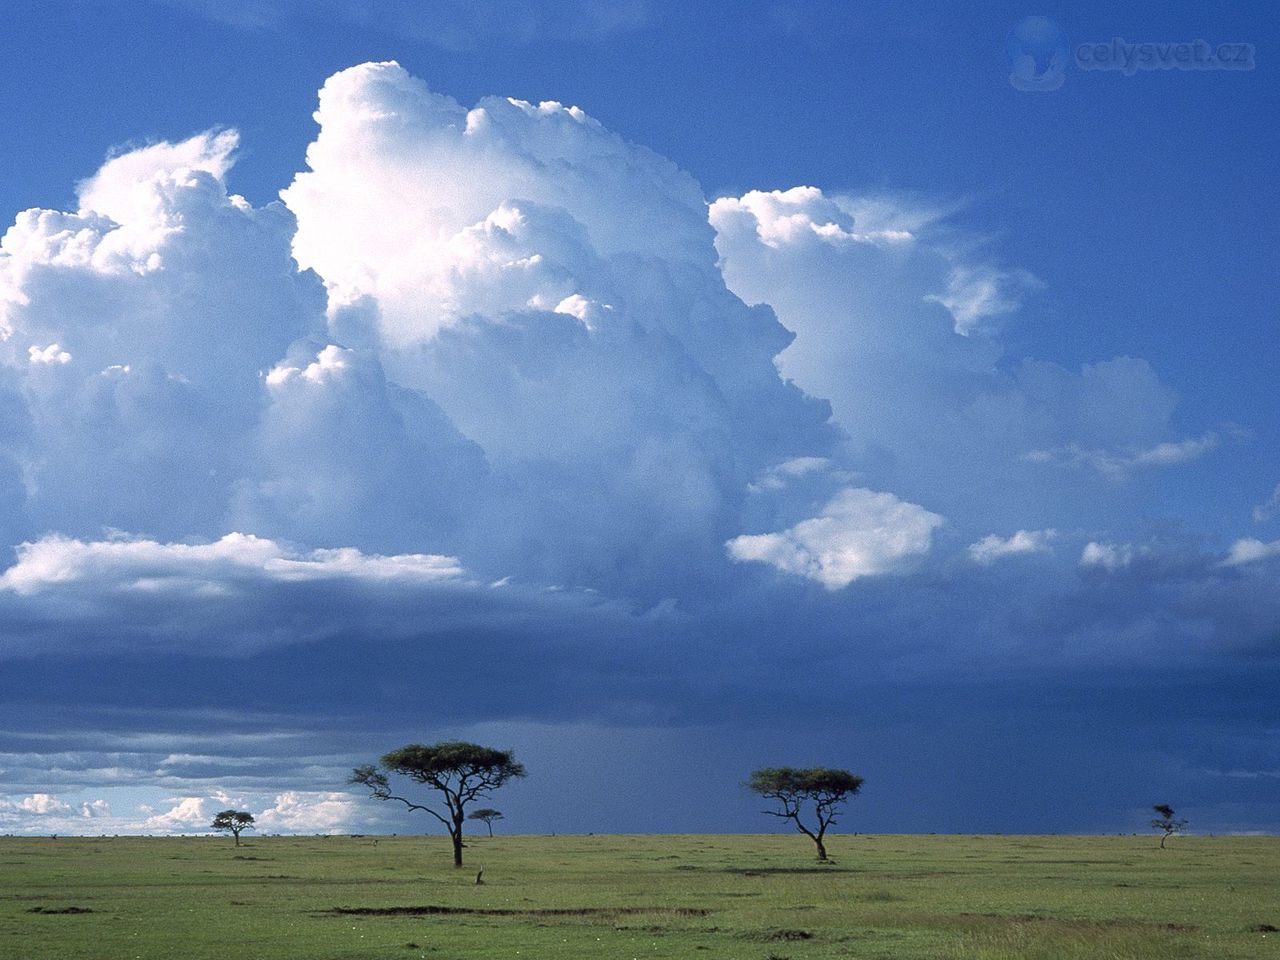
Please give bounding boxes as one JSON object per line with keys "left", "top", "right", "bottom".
{"left": 0, "top": 63, "right": 846, "bottom": 600}
{"left": 275, "top": 61, "right": 838, "bottom": 593}
{"left": 0, "top": 129, "right": 323, "bottom": 545}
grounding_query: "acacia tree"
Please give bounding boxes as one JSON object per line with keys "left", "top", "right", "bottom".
{"left": 210, "top": 810, "right": 255, "bottom": 846}
{"left": 1151, "top": 804, "right": 1188, "bottom": 849}
{"left": 747, "top": 767, "right": 864, "bottom": 861}
{"left": 467, "top": 808, "right": 504, "bottom": 837}
{"left": 350, "top": 741, "right": 525, "bottom": 867}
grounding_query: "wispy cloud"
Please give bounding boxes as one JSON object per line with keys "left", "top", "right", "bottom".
{"left": 924, "top": 264, "right": 1041, "bottom": 337}
{"left": 1025, "top": 432, "right": 1220, "bottom": 480}
{"left": 1253, "top": 484, "right": 1280, "bottom": 523}
{"left": 747, "top": 456, "right": 835, "bottom": 492}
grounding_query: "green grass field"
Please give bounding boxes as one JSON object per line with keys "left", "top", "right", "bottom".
{"left": 1, "top": 833, "right": 1276, "bottom": 959}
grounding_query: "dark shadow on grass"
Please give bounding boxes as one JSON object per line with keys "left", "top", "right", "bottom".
{"left": 673, "top": 864, "right": 854, "bottom": 876}
{"left": 955, "top": 912, "right": 1200, "bottom": 933}
{"left": 322, "top": 905, "right": 709, "bottom": 918}
{"left": 744, "top": 929, "right": 813, "bottom": 942}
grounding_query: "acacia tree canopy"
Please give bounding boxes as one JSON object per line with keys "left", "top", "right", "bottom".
{"left": 747, "top": 767, "right": 864, "bottom": 861}
{"left": 350, "top": 741, "right": 525, "bottom": 867}
{"left": 210, "top": 809, "right": 255, "bottom": 846}
{"left": 467, "top": 808, "right": 505, "bottom": 836}
{"left": 1150, "top": 803, "right": 1188, "bottom": 849}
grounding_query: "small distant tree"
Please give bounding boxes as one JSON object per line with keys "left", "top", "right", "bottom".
{"left": 747, "top": 767, "right": 863, "bottom": 862}
{"left": 467, "top": 808, "right": 504, "bottom": 837}
{"left": 210, "top": 810, "right": 255, "bottom": 846}
{"left": 350, "top": 741, "right": 525, "bottom": 867}
{"left": 1151, "top": 804, "right": 1188, "bottom": 848}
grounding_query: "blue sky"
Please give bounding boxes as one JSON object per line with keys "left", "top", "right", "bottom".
{"left": 0, "top": 1, "right": 1276, "bottom": 837}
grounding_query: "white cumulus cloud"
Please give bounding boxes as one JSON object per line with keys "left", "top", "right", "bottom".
{"left": 0, "top": 69, "right": 841, "bottom": 600}
{"left": 28, "top": 343, "right": 71, "bottom": 365}
{"left": 727, "top": 487, "right": 943, "bottom": 589}
{"left": 141, "top": 796, "right": 213, "bottom": 831}
{"left": 0, "top": 127, "right": 324, "bottom": 544}
{"left": 19, "top": 793, "right": 73, "bottom": 815}
{"left": 1221, "top": 538, "right": 1280, "bottom": 567}
{"left": 0, "top": 533, "right": 462, "bottom": 596}
{"left": 0, "top": 784, "right": 363, "bottom": 836}
{"left": 255, "top": 791, "right": 356, "bottom": 833}
{"left": 1079, "top": 541, "right": 1137, "bottom": 571}
{"left": 709, "top": 186, "right": 915, "bottom": 249}
{"left": 968, "top": 529, "right": 1056, "bottom": 565}
{"left": 81, "top": 799, "right": 113, "bottom": 818}
{"left": 274, "top": 60, "right": 836, "bottom": 594}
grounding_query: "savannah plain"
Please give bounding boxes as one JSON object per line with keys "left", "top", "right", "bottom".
{"left": 2, "top": 833, "right": 1277, "bottom": 959}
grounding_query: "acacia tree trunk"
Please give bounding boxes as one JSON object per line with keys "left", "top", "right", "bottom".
{"left": 486, "top": 822, "right": 494, "bottom": 837}
{"left": 233, "top": 830, "right": 241, "bottom": 847}
{"left": 794, "top": 817, "right": 830, "bottom": 862}
{"left": 452, "top": 816, "right": 465, "bottom": 867}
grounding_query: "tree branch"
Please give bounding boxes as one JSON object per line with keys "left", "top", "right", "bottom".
{"left": 377, "top": 792, "right": 453, "bottom": 831}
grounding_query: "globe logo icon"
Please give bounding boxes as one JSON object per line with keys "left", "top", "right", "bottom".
{"left": 1007, "top": 17, "right": 1069, "bottom": 91}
